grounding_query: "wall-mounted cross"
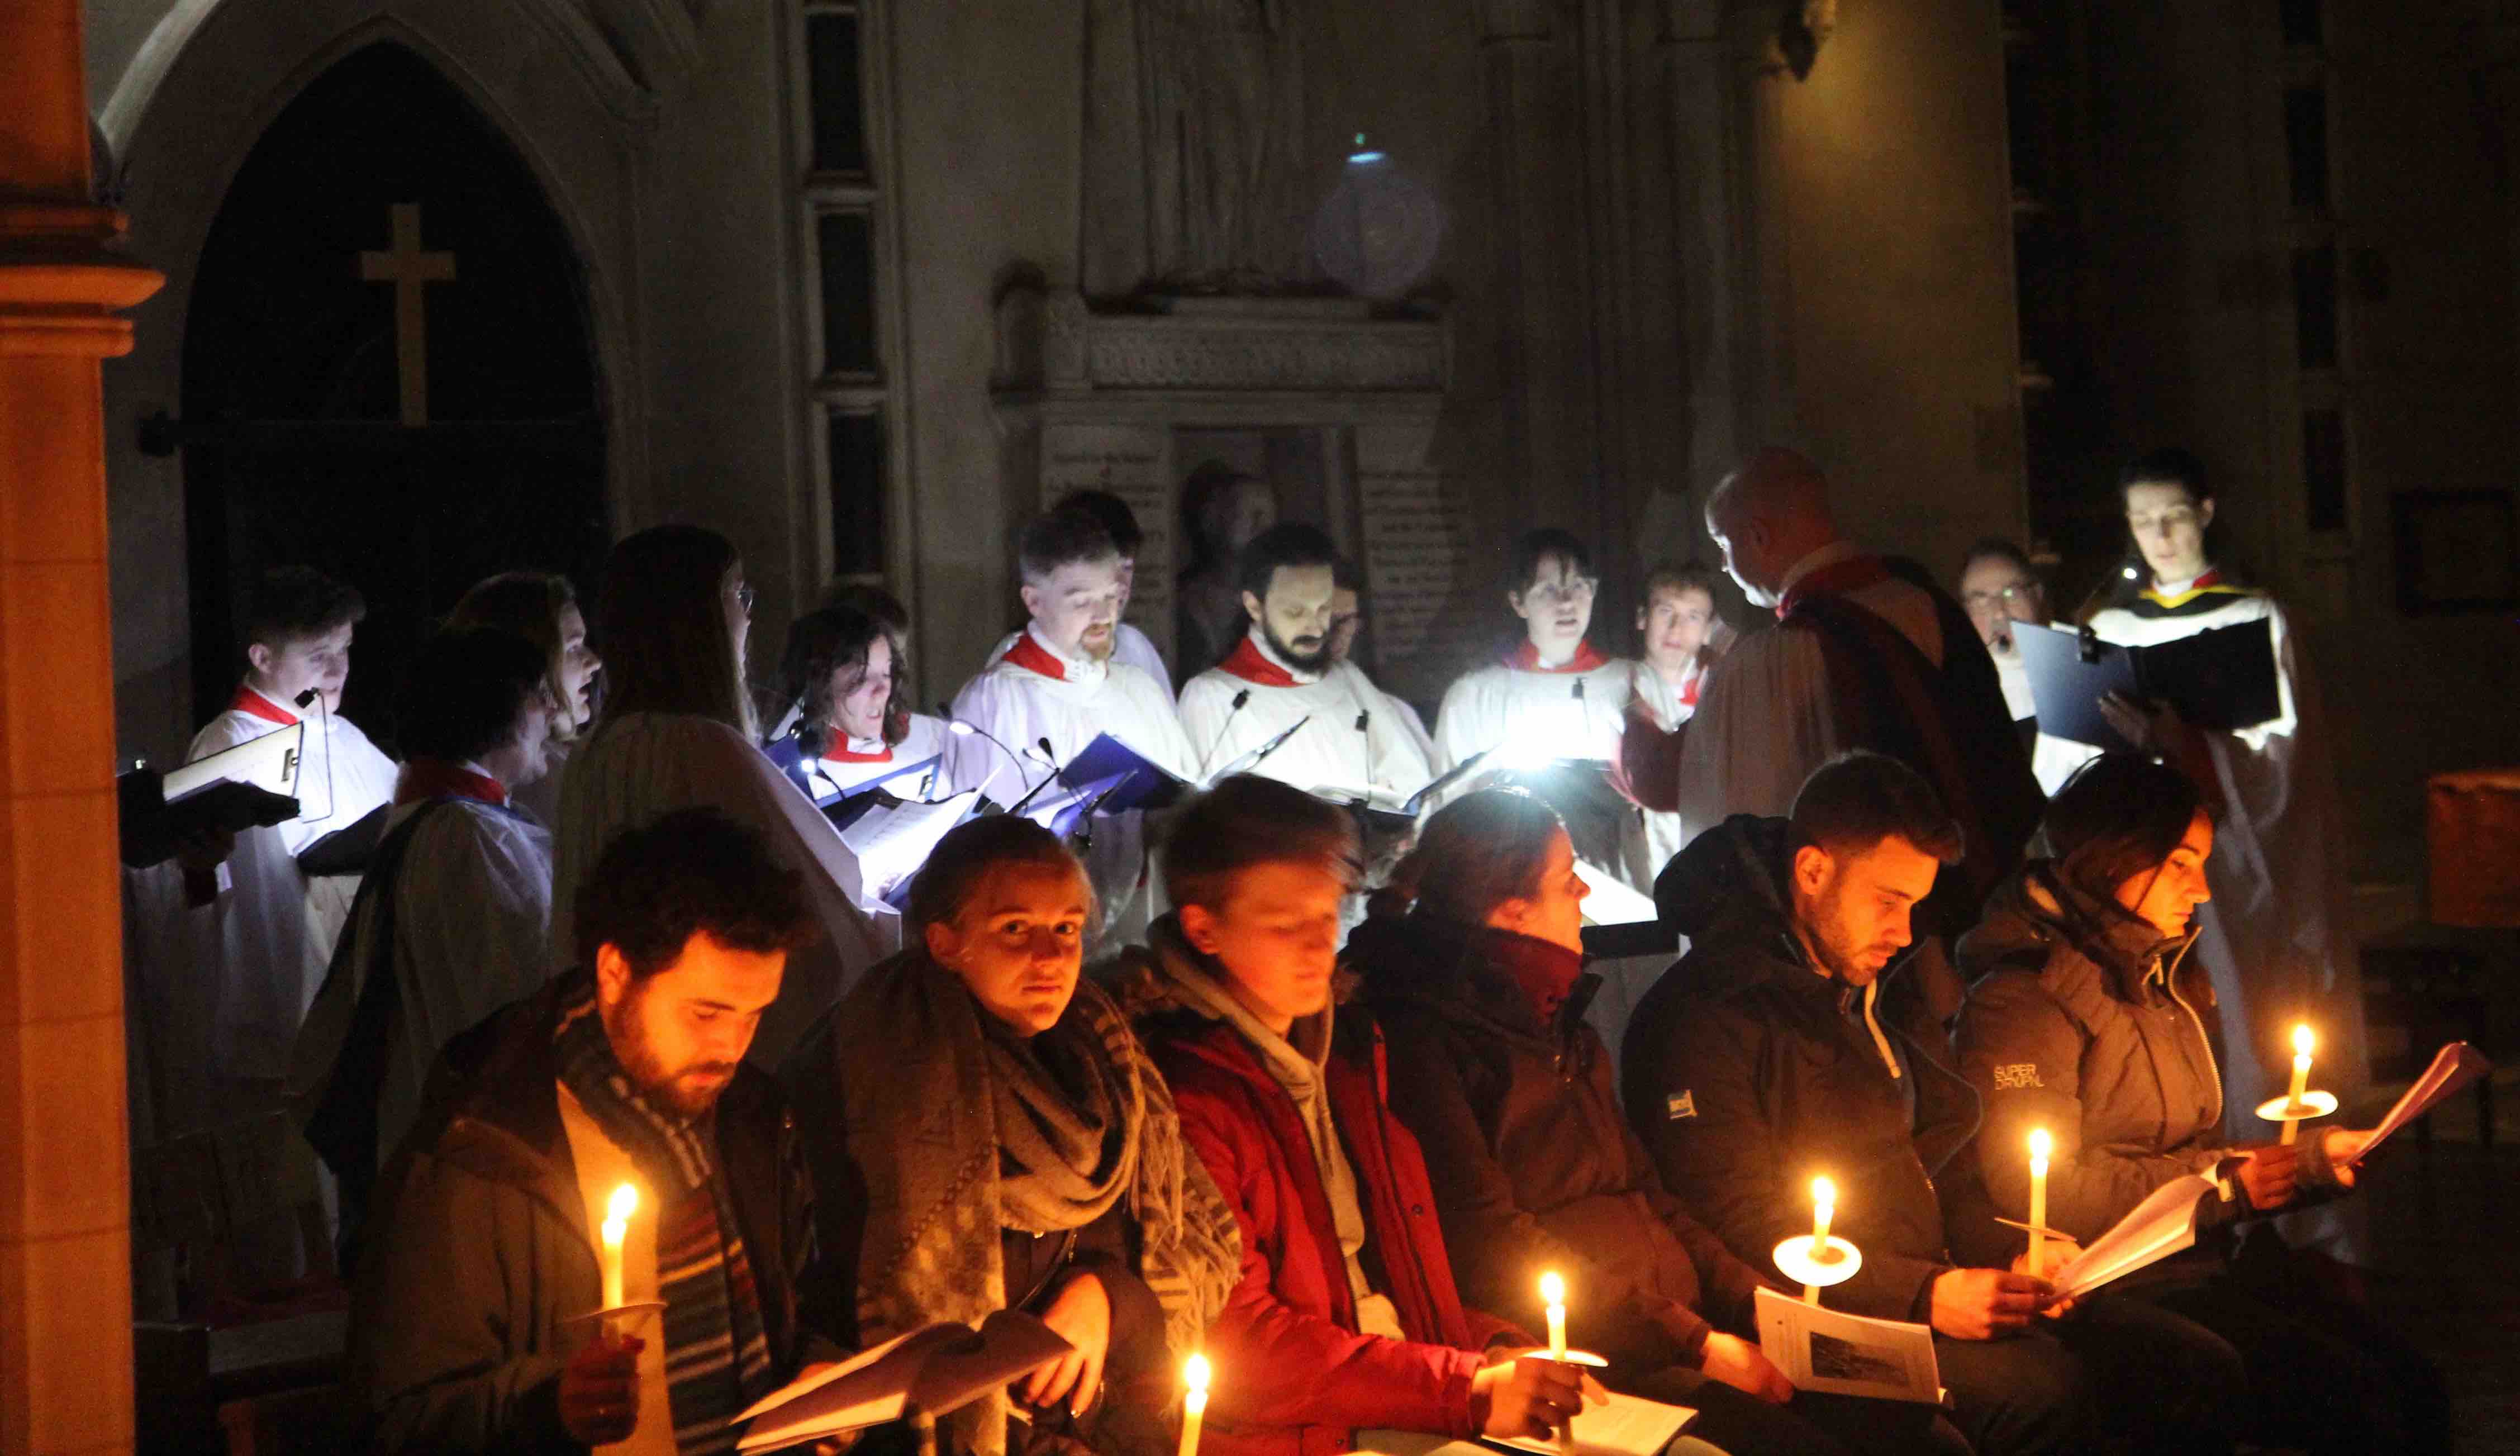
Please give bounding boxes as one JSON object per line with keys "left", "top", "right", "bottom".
{"left": 359, "top": 202, "right": 456, "bottom": 427}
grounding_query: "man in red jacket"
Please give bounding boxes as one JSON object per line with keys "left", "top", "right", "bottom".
{"left": 1123, "top": 775, "right": 1617, "bottom": 1456}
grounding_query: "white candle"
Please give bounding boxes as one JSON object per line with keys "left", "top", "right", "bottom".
{"left": 2283, "top": 1025, "right": 2313, "bottom": 1144}
{"left": 2026, "top": 1130, "right": 2051, "bottom": 1273}
{"left": 1178, "top": 1355, "right": 1210, "bottom": 1456}
{"left": 1806, "top": 1178, "right": 1836, "bottom": 1305}
{"left": 600, "top": 1182, "right": 637, "bottom": 1313}
{"left": 1540, "top": 1272, "right": 1568, "bottom": 1360}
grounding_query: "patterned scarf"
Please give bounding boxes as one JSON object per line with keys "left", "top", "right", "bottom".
{"left": 554, "top": 981, "right": 776, "bottom": 1455}
{"left": 834, "top": 950, "right": 1242, "bottom": 1456}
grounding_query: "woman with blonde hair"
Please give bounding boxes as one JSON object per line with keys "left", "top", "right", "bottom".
{"left": 551, "top": 525, "right": 886, "bottom": 1067}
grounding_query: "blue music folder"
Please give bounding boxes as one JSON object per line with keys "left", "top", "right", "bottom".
{"left": 1061, "top": 734, "right": 1192, "bottom": 815}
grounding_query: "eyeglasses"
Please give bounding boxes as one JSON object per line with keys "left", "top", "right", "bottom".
{"left": 1961, "top": 583, "right": 2039, "bottom": 610}
{"left": 1524, "top": 578, "right": 1598, "bottom": 608}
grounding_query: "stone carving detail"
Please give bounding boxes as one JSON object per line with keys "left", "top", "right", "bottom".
{"left": 1080, "top": 320, "right": 1446, "bottom": 392}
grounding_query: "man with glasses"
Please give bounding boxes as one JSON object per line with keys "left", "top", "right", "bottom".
{"left": 1955, "top": 539, "right": 2084, "bottom": 794}
{"left": 1430, "top": 528, "right": 1635, "bottom": 783}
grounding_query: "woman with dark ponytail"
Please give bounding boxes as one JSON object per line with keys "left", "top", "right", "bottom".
{"left": 1349, "top": 791, "right": 1961, "bottom": 1456}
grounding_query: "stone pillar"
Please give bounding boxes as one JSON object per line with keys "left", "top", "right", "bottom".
{"left": 1661, "top": 0, "right": 1755, "bottom": 498}
{"left": 0, "top": 1, "right": 164, "bottom": 1453}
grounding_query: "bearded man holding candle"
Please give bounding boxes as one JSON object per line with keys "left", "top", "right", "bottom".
{"left": 352, "top": 808, "right": 843, "bottom": 1455}
{"left": 1629, "top": 752, "right": 2234, "bottom": 1456}
{"left": 1955, "top": 753, "right": 2446, "bottom": 1455}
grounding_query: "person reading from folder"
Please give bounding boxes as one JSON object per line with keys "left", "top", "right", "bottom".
{"left": 1954, "top": 753, "right": 2445, "bottom": 1455}
{"left": 782, "top": 816, "right": 1241, "bottom": 1456}
{"left": 986, "top": 490, "right": 1177, "bottom": 700}
{"left": 1349, "top": 789, "right": 1956, "bottom": 1456}
{"left": 1951, "top": 540, "right": 2082, "bottom": 797}
{"left": 819, "top": 582, "right": 990, "bottom": 797}
{"left": 1118, "top": 775, "right": 1613, "bottom": 1456}
{"left": 444, "top": 570, "right": 602, "bottom": 827}
{"left": 764, "top": 605, "right": 917, "bottom": 801}
{"left": 352, "top": 809, "right": 841, "bottom": 1456}
{"left": 951, "top": 508, "right": 1197, "bottom": 948}
{"left": 1177, "top": 522, "right": 1432, "bottom": 799}
{"left": 1629, "top": 753, "right": 2232, "bottom": 1456}
{"left": 552, "top": 525, "right": 885, "bottom": 1070}
{"left": 2080, "top": 450, "right": 2370, "bottom": 1266}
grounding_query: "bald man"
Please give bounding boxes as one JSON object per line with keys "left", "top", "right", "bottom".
{"left": 1638, "top": 448, "right": 2041, "bottom": 1015}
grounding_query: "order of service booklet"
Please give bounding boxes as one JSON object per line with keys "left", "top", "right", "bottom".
{"left": 1479, "top": 1390, "right": 1698, "bottom": 1456}
{"left": 1753, "top": 1287, "right": 1942, "bottom": 1405}
{"left": 734, "top": 1310, "right": 1072, "bottom": 1453}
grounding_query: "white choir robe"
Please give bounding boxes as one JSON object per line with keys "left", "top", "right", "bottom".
{"left": 552, "top": 711, "right": 893, "bottom": 1069}
{"left": 1673, "top": 546, "right": 1946, "bottom": 840}
{"left": 184, "top": 687, "right": 400, "bottom": 1087}
{"left": 991, "top": 621, "right": 1174, "bottom": 703}
{"left": 772, "top": 712, "right": 983, "bottom": 802}
{"left": 1339, "top": 662, "right": 1438, "bottom": 769}
{"left": 289, "top": 786, "right": 553, "bottom": 1171}
{"left": 952, "top": 624, "right": 1197, "bottom": 948}
{"left": 1178, "top": 630, "right": 1434, "bottom": 800}
{"left": 2086, "top": 581, "right": 2368, "bottom": 1248}
{"left": 1622, "top": 658, "right": 1705, "bottom": 891}
{"left": 1431, "top": 644, "right": 1635, "bottom": 782}
{"left": 1990, "top": 627, "right": 2094, "bottom": 796}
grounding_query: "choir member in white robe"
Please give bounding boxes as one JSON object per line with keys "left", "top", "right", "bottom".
{"left": 1177, "top": 522, "right": 1433, "bottom": 800}
{"left": 185, "top": 567, "right": 400, "bottom": 1095}
{"left": 291, "top": 628, "right": 558, "bottom": 1222}
{"left": 444, "top": 570, "right": 602, "bottom": 826}
{"left": 952, "top": 508, "right": 1197, "bottom": 948}
{"left": 980, "top": 489, "right": 1176, "bottom": 698}
{"left": 764, "top": 604, "right": 980, "bottom": 801}
{"left": 1957, "top": 539, "right": 2087, "bottom": 796}
{"left": 1325, "top": 568, "right": 1437, "bottom": 768}
{"left": 552, "top": 526, "right": 887, "bottom": 1068}
{"left": 2089, "top": 452, "right": 2367, "bottom": 1259}
{"left": 1432, "top": 528, "right": 1635, "bottom": 778}
{"left": 1619, "top": 564, "right": 1723, "bottom": 889}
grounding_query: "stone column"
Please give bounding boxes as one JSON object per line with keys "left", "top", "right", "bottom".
{"left": 0, "top": 2, "right": 164, "bottom": 1453}
{"left": 1661, "top": 0, "right": 1755, "bottom": 498}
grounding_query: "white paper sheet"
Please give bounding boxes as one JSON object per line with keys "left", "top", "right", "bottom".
{"left": 838, "top": 790, "right": 981, "bottom": 899}
{"left": 2352, "top": 1041, "right": 2494, "bottom": 1163}
{"left": 2049, "top": 1172, "right": 2216, "bottom": 1300}
{"left": 1754, "top": 1286, "right": 1942, "bottom": 1405}
{"left": 1485, "top": 1391, "right": 1696, "bottom": 1456}
{"left": 737, "top": 1311, "right": 1071, "bottom": 1453}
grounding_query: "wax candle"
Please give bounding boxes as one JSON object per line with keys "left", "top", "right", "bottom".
{"left": 1539, "top": 1272, "right": 1568, "bottom": 1360}
{"left": 2283, "top": 1025, "right": 2313, "bottom": 1145}
{"left": 601, "top": 1183, "right": 637, "bottom": 1313}
{"left": 1810, "top": 1177, "right": 1835, "bottom": 1257}
{"left": 1178, "top": 1355, "right": 1210, "bottom": 1456}
{"left": 2026, "top": 1130, "right": 2051, "bottom": 1272}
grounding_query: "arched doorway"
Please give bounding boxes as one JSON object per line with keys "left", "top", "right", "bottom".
{"left": 178, "top": 40, "right": 607, "bottom": 731}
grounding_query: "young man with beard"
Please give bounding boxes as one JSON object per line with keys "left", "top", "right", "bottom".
{"left": 953, "top": 507, "right": 1197, "bottom": 946}
{"left": 1625, "top": 753, "right": 2239, "bottom": 1456}
{"left": 352, "top": 808, "right": 843, "bottom": 1456}
{"left": 1178, "top": 522, "right": 1433, "bottom": 800}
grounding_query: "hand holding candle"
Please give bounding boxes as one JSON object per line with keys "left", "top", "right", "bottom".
{"left": 1540, "top": 1272, "right": 1568, "bottom": 1361}
{"left": 1178, "top": 1354, "right": 1210, "bottom": 1456}
{"left": 2026, "top": 1130, "right": 2051, "bottom": 1272}
{"left": 600, "top": 1182, "right": 637, "bottom": 1314}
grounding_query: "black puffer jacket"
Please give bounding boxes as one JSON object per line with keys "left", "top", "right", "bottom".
{"left": 1953, "top": 863, "right": 2338, "bottom": 1243}
{"left": 1348, "top": 913, "right": 1769, "bottom": 1375}
{"left": 1625, "top": 815, "right": 1996, "bottom": 1321}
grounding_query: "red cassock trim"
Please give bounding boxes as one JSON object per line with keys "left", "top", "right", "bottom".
{"left": 1215, "top": 635, "right": 1300, "bottom": 688}
{"left": 1503, "top": 639, "right": 1609, "bottom": 674}
{"left": 997, "top": 632, "right": 1069, "bottom": 682}
{"left": 229, "top": 687, "right": 299, "bottom": 727}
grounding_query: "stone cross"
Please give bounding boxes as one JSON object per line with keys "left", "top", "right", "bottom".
{"left": 359, "top": 202, "right": 456, "bottom": 427}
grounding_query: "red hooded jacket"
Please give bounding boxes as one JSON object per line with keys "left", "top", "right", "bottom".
{"left": 1134, "top": 972, "right": 1529, "bottom": 1456}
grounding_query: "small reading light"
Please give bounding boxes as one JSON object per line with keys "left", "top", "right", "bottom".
{"left": 1347, "top": 131, "right": 1386, "bottom": 165}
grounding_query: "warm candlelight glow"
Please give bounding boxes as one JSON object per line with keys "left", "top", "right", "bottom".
{"left": 606, "top": 1183, "right": 639, "bottom": 1227}
{"left": 1179, "top": 1354, "right": 1211, "bottom": 1456}
{"left": 1810, "top": 1177, "right": 1836, "bottom": 1254}
{"left": 600, "top": 1182, "right": 637, "bottom": 1315}
{"left": 1540, "top": 1271, "right": 1568, "bottom": 1360}
{"left": 1539, "top": 1272, "right": 1566, "bottom": 1306}
{"left": 2292, "top": 1024, "right": 2314, "bottom": 1059}
{"left": 2025, "top": 1131, "right": 2051, "bottom": 1271}
{"left": 2028, "top": 1129, "right": 2051, "bottom": 1161}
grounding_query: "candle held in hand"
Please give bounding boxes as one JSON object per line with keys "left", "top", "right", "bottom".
{"left": 1810, "top": 1177, "right": 1836, "bottom": 1257}
{"left": 600, "top": 1183, "right": 637, "bottom": 1313}
{"left": 2283, "top": 1025, "right": 2314, "bottom": 1144}
{"left": 1178, "top": 1354, "right": 1210, "bottom": 1456}
{"left": 1539, "top": 1271, "right": 1568, "bottom": 1360}
{"left": 2026, "top": 1130, "right": 2051, "bottom": 1272}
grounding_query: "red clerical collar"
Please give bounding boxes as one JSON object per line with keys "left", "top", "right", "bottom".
{"left": 999, "top": 631, "right": 1070, "bottom": 682}
{"left": 1505, "top": 640, "right": 1609, "bottom": 674}
{"left": 1776, "top": 554, "right": 1894, "bottom": 620}
{"left": 1217, "top": 634, "right": 1301, "bottom": 688}
{"left": 230, "top": 686, "right": 299, "bottom": 726}
{"left": 824, "top": 740, "right": 893, "bottom": 764}
{"left": 1679, "top": 668, "right": 1703, "bottom": 708}
{"left": 395, "top": 758, "right": 508, "bottom": 808}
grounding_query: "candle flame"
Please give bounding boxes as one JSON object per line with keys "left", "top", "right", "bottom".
{"left": 2292, "top": 1024, "right": 2314, "bottom": 1058}
{"left": 1539, "top": 1271, "right": 1566, "bottom": 1305}
{"left": 2028, "top": 1129, "right": 2052, "bottom": 1159}
{"left": 1184, "top": 1354, "right": 1211, "bottom": 1393}
{"left": 606, "top": 1183, "right": 639, "bottom": 1225}
{"left": 1811, "top": 1176, "right": 1834, "bottom": 1207}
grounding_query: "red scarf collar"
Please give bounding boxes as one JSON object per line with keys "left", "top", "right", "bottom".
{"left": 230, "top": 686, "right": 299, "bottom": 726}
{"left": 1217, "top": 633, "right": 1302, "bottom": 688}
{"left": 1679, "top": 667, "right": 1703, "bottom": 708}
{"left": 1505, "top": 639, "right": 1609, "bottom": 674}
{"left": 395, "top": 758, "right": 508, "bottom": 808}
{"left": 999, "top": 631, "right": 1072, "bottom": 682}
{"left": 823, "top": 739, "right": 893, "bottom": 764}
{"left": 1776, "top": 553, "right": 1894, "bottom": 620}
{"left": 1482, "top": 927, "right": 1587, "bottom": 1029}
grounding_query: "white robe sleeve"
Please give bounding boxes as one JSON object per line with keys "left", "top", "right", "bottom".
{"left": 1431, "top": 672, "right": 1493, "bottom": 775}
{"left": 950, "top": 670, "right": 1051, "bottom": 807}
{"left": 1177, "top": 674, "right": 1244, "bottom": 777}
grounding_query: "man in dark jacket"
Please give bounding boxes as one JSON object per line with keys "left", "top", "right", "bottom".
{"left": 1628, "top": 752, "right": 2233, "bottom": 1456}
{"left": 351, "top": 808, "right": 845, "bottom": 1455}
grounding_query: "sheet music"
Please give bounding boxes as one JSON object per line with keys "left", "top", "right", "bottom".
{"left": 1575, "top": 859, "right": 1659, "bottom": 928}
{"left": 1207, "top": 715, "right": 1310, "bottom": 784}
{"left": 838, "top": 791, "right": 980, "bottom": 898}
{"left": 162, "top": 721, "right": 305, "bottom": 801}
{"left": 2353, "top": 1041, "right": 2494, "bottom": 1163}
{"left": 2050, "top": 1172, "right": 2216, "bottom": 1299}
{"left": 1754, "top": 1287, "right": 1942, "bottom": 1405}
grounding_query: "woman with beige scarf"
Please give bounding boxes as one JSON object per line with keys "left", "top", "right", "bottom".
{"left": 783, "top": 816, "right": 1240, "bottom": 1456}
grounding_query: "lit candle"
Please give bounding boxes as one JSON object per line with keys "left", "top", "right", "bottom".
{"left": 2026, "top": 1130, "right": 2051, "bottom": 1273}
{"left": 1810, "top": 1177, "right": 1835, "bottom": 1255}
{"left": 2283, "top": 1025, "right": 2313, "bottom": 1145}
{"left": 601, "top": 1183, "right": 637, "bottom": 1313}
{"left": 1178, "top": 1355, "right": 1210, "bottom": 1456}
{"left": 1540, "top": 1272, "right": 1567, "bottom": 1361}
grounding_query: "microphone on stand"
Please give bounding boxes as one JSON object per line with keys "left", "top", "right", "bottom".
{"left": 1199, "top": 688, "right": 1252, "bottom": 778}
{"left": 1005, "top": 736, "right": 1081, "bottom": 819}
{"left": 937, "top": 702, "right": 1045, "bottom": 800}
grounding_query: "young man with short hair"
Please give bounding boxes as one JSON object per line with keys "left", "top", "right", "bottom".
{"left": 353, "top": 808, "right": 840, "bottom": 1456}
{"left": 1125, "top": 775, "right": 1605, "bottom": 1456}
{"left": 1619, "top": 564, "right": 1725, "bottom": 886}
{"left": 1178, "top": 522, "right": 1432, "bottom": 798}
{"left": 1432, "top": 529, "right": 1634, "bottom": 777}
{"left": 952, "top": 507, "right": 1197, "bottom": 945}
{"left": 293, "top": 626, "right": 562, "bottom": 1236}
{"left": 1627, "top": 752, "right": 2236, "bottom": 1456}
